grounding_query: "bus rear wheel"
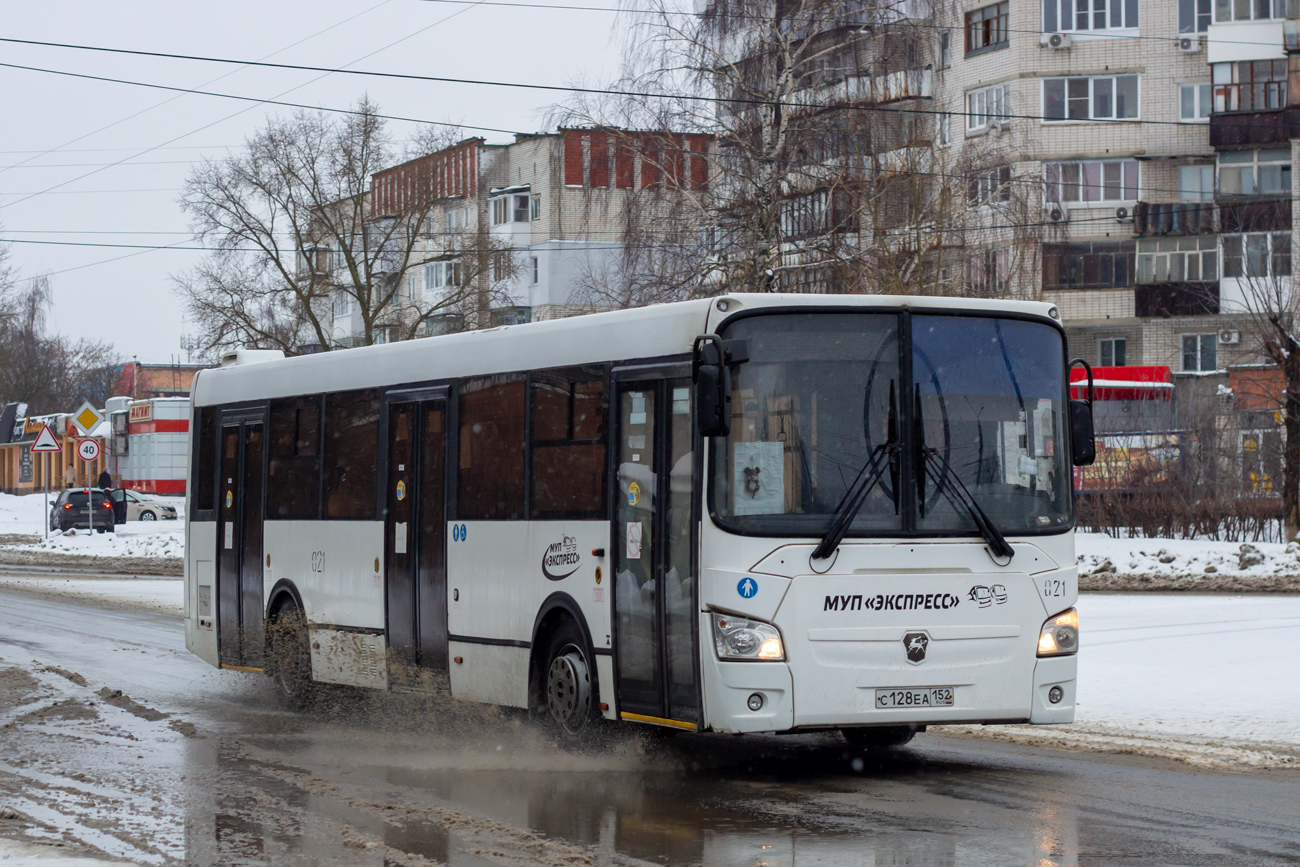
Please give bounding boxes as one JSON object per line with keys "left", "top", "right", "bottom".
{"left": 542, "top": 621, "right": 599, "bottom": 740}
{"left": 841, "top": 725, "right": 921, "bottom": 749}
{"left": 268, "top": 602, "right": 315, "bottom": 709}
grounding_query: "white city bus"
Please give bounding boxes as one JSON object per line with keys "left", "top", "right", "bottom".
{"left": 184, "top": 294, "right": 1091, "bottom": 744}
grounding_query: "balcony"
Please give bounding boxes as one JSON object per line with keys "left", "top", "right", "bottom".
{"left": 805, "top": 68, "right": 931, "bottom": 109}
{"left": 1135, "top": 283, "right": 1220, "bottom": 318}
{"left": 1133, "top": 201, "right": 1219, "bottom": 236}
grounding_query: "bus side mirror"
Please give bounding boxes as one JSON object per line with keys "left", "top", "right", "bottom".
{"left": 693, "top": 335, "right": 730, "bottom": 437}
{"left": 1068, "top": 358, "right": 1096, "bottom": 467}
{"left": 692, "top": 336, "right": 748, "bottom": 438}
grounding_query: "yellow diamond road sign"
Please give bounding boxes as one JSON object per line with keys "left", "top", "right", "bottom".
{"left": 73, "top": 402, "right": 103, "bottom": 435}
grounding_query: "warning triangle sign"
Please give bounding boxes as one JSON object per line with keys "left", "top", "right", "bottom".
{"left": 30, "top": 424, "right": 61, "bottom": 453}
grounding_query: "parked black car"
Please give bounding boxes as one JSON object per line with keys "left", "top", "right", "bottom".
{"left": 49, "top": 488, "right": 116, "bottom": 533}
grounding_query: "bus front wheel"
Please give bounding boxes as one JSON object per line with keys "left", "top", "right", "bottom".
{"left": 542, "top": 621, "right": 599, "bottom": 740}
{"left": 268, "top": 602, "right": 315, "bottom": 709}
{"left": 841, "top": 725, "right": 921, "bottom": 749}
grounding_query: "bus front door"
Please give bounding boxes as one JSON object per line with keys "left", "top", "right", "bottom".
{"left": 613, "top": 378, "right": 700, "bottom": 727}
{"left": 217, "top": 415, "right": 265, "bottom": 669}
{"left": 384, "top": 396, "right": 449, "bottom": 684}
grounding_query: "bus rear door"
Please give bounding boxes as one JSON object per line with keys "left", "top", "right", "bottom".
{"left": 217, "top": 411, "right": 266, "bottom": 670}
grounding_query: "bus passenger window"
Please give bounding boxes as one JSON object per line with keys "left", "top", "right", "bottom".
{"left": 193, "top": 407, "right": 217, "bottom": 513}
{"left": 268, "top": 397, "right": 321, "bottom": 519}
{"left": 531, "top": 367, "right": 607, "bottom": 519}
{"left": 322, "top": 389, "right": 379, "bottom": 519}
{"left": 458, "top": 374, "right": 526, "bottom": 520}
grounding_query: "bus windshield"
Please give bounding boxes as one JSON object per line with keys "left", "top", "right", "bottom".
{"left": 710, "top": 311, "right": 1072, "bottom": 538}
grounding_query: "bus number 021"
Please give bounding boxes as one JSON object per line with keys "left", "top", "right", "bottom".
{"left": 452, "top": 524, "right": 467, "bottom": 542}
{"left": 1042, "top": 578, "right": 1067, "bottom": 597}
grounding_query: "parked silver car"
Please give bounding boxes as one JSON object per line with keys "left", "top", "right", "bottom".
{"left": 108, "top": 489, "right": 178, "bottom": 522}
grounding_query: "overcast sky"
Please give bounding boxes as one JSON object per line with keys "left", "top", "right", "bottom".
{"left": 0, "top": 0, "right": 625, "bottom": 364}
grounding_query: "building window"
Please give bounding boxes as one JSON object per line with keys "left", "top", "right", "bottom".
{"left": 967, "top": 247, "right": 1010, "bottom": 295}
{"left": 966, "top": 2, "right": 1009, "bottom": 55}
{"left": 531, "top": 256, "right": 539, "bottom": 284}
{"left": 1179, "top": 164, "right": 1215, "bottom": 200}
{"left": 491, "top": 197, "right": 508, "bottom": 225}
{"left": 446, "top": 207, "right": 467, "bottom": 233}
{"left": 966, "top": 83, "right": 1010, "bottom": 133}
{"left": 1219, "top": 149, "right": 1292, "bottom": 196}
{"left": 1043, "top": 241, "right": 1136, "bottom": 290}
{"left": 1179, "top": 83, "right": 1212, "bottom": 122}
{"left": 779, "top": 189, "right": 856, "bottom": 239}
{"left": 1212, "top": 60, "right": 1288, "bottom": 113}
{"left": 512, "top": 194, "right": 530, "bottom": 223}
{"left": 1214, "top": 0, "right": 1285, "bottom": 22}
{"left": 1044, "top": 159, "right": 1140, "bottom": 203}
{"left": 425, "top": 260, "right": 461, "bottom": 290}
{"left": 531, "top": 195, "right": 542, "bottom": 220}
{"left": 1043, "top": 75, "right": 1139, "bottom": 122}
{"left": 1043, "top": 0, "right": 1138, "bottom": 32}
{"left": 1137, "top": 236, "right": 1219, "bottom": 283}
{"left": 1222, "top": 232, "right": 1292, "bottom": 279}
{"left": 967, "top": 165, "right": 1012, "bottom": 208}
{"left": 937, "top": 30, "right": 951, "bottom": 69}
{"left": 1181, "top": 0, "right": 1212, "bottom": 31}
{"left": 1099, "top": 337, "right": 1127, "bottom": 366}
{"left": 333, "top": 291, "right": 351, "bottom": 318}
{"left": 938, "top": 113, "right": 952, "bottom": 146}
{"left": 1182, "top": 334, "right": 1217, "bottom": 372}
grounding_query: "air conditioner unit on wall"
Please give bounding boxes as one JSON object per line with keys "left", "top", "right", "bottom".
{"left": 1047, "top": 204, "right": 1069, "bottom": 224}
{"left": 1115, "top": 206, "right": 1132, "bottom": 222}
{"left": 1041, "top": 32, "right": 1072, "bottom": 50}
{"left": 1178, "top": 36, "right": 1202, "bottom": 54}
{"left": 1219, "top": 330, "right": 1241, "bottom": 345}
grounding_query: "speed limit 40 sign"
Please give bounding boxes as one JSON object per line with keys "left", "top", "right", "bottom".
{"left": 77, "top": 439, "right": 101, "bottom": 462}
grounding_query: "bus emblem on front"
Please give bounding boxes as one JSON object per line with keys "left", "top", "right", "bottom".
{"left": 903, "top": 632, "right": 930, "bottom": 664}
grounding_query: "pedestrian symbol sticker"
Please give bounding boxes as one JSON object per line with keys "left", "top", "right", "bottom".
{"left": 627, "top": 481, "right": 641, "bottom": 506}
{"left": 396, "top": 480, "right": 406, "bottom": 501}
{"left": 737, "top": 577, "right": 757, "bottom": 599}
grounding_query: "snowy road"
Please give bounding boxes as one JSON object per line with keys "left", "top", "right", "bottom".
{"left": 0, "top": 589, "right": 1297, "bottom": 865}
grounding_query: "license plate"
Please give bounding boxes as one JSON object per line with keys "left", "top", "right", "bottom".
{"left": 874, "top": 688, "right": 954, "bottom": 709}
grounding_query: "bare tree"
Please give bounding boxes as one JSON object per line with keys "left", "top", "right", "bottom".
{"left": 1216, "top": 220, "right": 1298, "bottom": 539}
{"left": 0, "top": 275, "right": 118, "bottom": 413}
{"left": 175, "top": 100, "right": 508, "bottom": 355}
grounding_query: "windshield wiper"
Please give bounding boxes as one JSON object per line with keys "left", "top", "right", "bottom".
{"left": 812, "top": 382, "right": 898, "bottom": 561}
{"left": 918, "top": 445, "right": 1015, "bottom": 561}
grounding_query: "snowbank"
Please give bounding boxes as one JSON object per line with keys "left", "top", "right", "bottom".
{"left": 0, "top": 492, "right": 183, "bottom": 564}
{"left": 1076, "top": 531, "right": 1300, "bottom": 592}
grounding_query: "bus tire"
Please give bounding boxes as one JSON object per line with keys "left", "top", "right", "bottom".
{"left": 841, "top": 725, "right": 920, "bottom": 749}
{"left": 267, "top": 601, "right": 315, "bottom": 710}
{"left": 542, "top": 620, "right": 600, "bottom": 740}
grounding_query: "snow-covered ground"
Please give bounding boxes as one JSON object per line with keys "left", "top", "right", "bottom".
{"left": 1077, "top": 531, "right": 1299, "bottom": 577}
{"left": 0, "top": 492, "right": 183, "bottom": 559}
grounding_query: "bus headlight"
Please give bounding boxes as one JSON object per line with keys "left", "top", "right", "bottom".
{"left": 1037, "top": 608, "right": 1079, "bottom": 656}
{"left": 712, "top": 613, "right": 785, "bottom": 661}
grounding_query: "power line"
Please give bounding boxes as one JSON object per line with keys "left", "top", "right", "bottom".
{"left": 1, "top": 34, "right": 1291, "bottom": 135}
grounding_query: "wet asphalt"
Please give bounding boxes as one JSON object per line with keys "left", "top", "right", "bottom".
{"left": 0, "top": 586, "right": 1297, "bottom": 866}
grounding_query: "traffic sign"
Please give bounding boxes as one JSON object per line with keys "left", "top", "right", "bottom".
{"left": 78, "top": 439, "right": 101, "bottom": 462}
{"left": 72, "top": 402, "right": 104, "bottom": 435}
{"left": 30, "top": 424, "right": 60, "bottom": 453}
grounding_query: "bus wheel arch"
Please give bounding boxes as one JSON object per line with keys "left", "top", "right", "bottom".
{"left": 530, "top": 593, "right": 600, "bottom": 737}
{"left": 264, "top": 579, "right": 314, "bottom": 708}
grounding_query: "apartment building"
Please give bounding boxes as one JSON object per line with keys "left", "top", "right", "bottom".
{"left": 359, "top": 129, "right": 711, "bottom": 339}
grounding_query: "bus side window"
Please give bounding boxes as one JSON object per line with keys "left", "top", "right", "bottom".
{"left": 268, "top": 397, "right": 322, "bottom": 520}
{"left": 323, "top": 389, "right": 379, "bottom": 519}
{"left": 193, "top": 407, "right": 217, "bottom": 514}
{"left": 458, "top": 374, "right": 527, "bottom": 520}
{"left": 531, "top": 366, "right": 608, "bottom": 519}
